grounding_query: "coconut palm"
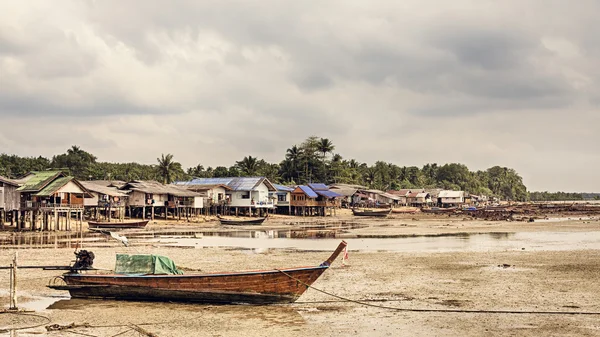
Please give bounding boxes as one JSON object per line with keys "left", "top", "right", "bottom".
{"left": 156, "top": 153, "right": 177, "bottom": 184}
{"left": 236, "top": 156, "right": 259, "bottom": 176}
{"left": 317, "top": 138, "right": 335, "bottom": 182}
{"left": 285, "top": 146, "right": 303, "bottom": 182}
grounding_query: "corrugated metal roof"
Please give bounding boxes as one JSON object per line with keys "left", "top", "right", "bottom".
{"left": 273, "top": 184, "right": 294, "bottom": 192}
{"left": 296, "top": 185, "right": 318, "bottom": 198}
{"left": 17, "top": 171, "right": 65, "bottom": 192}
{"left": 122, "top": 180, "right": 200, "bottom": 197}
{"left": 416, "top": 192, "right": 429, "bottom": 198}
{"left": 87, "top": 180, "right": 127, "bottom": 188}
{"left": 329, "top": 186, "right": 358, "bottom": 197}
{"left": 34, "top": 177, "right": 88, "bottom": 197}
{"left": 379, "top": 192, "right": 401, "bottom": 201}
{"left": 175, "top": 177, "right": 276, "bottom": 191}
{"left": 308, "top": 183, "right": 328, "bottom": 191}
{"left": 438, "top": 190, "right": 464, "bottom": 198}
{"left": 0, "top": 176, "right": 19, "bottom": 187}
{"left": 80, "top": 181, "right": 128, "bottom": 197}
{"left": 387, "top": 189, "right": 411, "bottom": 196}
{"left": 181, "top": 184, "right": 231, "bottom": 192}
{"left": 315, "top": 190, "right": 342, "bottom": 198}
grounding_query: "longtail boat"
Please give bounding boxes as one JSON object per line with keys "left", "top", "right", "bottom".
{"left": 351, "top": 208, "right": 392, "bottom": 217}
{"left": 217, "top": 214, "right": 267, "bottom": 225}
{"left": 87, "top": 220, "right": 149, "bottom": 229}
{"left": 48, "top": 241, "right": 347, "bottom": 304}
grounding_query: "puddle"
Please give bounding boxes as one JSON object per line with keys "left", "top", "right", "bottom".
{"left": 17, "top": 295, "right": 68, "bottom": 312}
{"left": 148, "top": 231, "right": 600, "bottom": 253}
{"left": 0, "top": 232, "right": 110, "bottom": 249}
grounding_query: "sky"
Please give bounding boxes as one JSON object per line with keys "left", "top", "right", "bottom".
{"left": 0, "top": 1, "right": 598, "bottom": 192}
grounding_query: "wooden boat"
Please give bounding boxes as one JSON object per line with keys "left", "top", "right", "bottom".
{"left": 87, "top": 220, "right": 149, "bottom": 229}
{"left": 48, "top": 241, "right": 348, "bottom": 304}
{"left": 217, "top": 214, "right": 267, "bottom": 225}
{"left": 351, "top": 208, "right": 392, "bottom": 217}
{"left": 421, "top": 207, "right": 457, "bottom": 214}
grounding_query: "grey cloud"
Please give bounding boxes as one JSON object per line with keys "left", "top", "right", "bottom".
{"left": 2, "top": 1, "right": 600, "bottom": 191}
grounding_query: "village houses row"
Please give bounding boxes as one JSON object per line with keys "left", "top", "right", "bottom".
{"left": 1, "top": 171, "right": 479, "bottom": 230}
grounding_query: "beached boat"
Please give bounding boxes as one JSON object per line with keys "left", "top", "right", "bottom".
{"left": 217, "top": 215, "right": 267, "bottom": 225}
{"left": 351, "top": 208, "right": 392, "bottom": 217}
{"left": 87, "top": 220, "right": 149, "bottom": 229}
{"left": 48, "top": 241, "right": 348, "bottom": 304}
{"left": 421, "top": 207, "right": 457, "bottom": 214}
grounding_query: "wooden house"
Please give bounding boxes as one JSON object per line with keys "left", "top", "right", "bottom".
{"left": 180, "top": 184, "right": 230, "bottom": 205}
{"left": 271, "top": 184, "right": 294, "bottom": 214}
{"left": 387, "top": 189, "right": 411, "bottom": 206}
{"left": 0, "top": 176, "right": 20, "bottom": 228}
{"left": 407, "top": 191, "right": 430, "bottom": 207}
{"left": 174, "top": 177, "right": 277, "bottom": 216}
{"left": 81, "top": 181, "right": 129, "bottom": 221}
{"left": 120, "top": 180, "right": 202, "bottom": 220}
{"left": 329, "top": 184, "right": 364, "bottom": 208}
{"left": 438, "top": 190, "right": 465, "bottom": 207}
{"left": 363, "top": 189, "right": 400, "bottom": 207}
{"left": 291, "top": 184, "right": 341, "bottom": 216}
{"left": 15, "top": 170, "right": 91, "bottom": 231}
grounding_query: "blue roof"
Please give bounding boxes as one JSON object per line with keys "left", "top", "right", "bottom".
{"left": 273, "top": 184, "right": 294, "bottom": 192}
{"left": 298, "top": 185, "right": 318, "bottom": 198}
{"left": 174, "top": 177, "right": 275, "bottom": 191}
{"left": 315, "top": 190, "right": 342, "bottom": 198}
{"left": 308, "top": 183, "right": 329, "bottom": 191}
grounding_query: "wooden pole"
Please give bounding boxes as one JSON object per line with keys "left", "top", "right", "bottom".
{"left": 9, "top": 252, "right": 18, "bottom": 309}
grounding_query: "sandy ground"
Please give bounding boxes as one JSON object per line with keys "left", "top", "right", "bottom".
{"left": 2, "top": 213, "right": 600, "bottom": 337}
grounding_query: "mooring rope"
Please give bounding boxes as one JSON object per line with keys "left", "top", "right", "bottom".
{"left": 0, "top": 311, "right": 51, "bottom": 332}
{"left": 277, "top": 269, "right": 600, "bottom": 315}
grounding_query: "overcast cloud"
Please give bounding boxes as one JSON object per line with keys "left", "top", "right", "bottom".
{"left": 1, "top": 0, "right": 598, "bottom": 191}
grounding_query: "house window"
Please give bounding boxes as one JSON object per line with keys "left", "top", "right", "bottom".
{"left": 278, "top": 194, "right": 286, "bottom": 202}
{"left": 241, "top": 192, "right": 250, "bottom": 199}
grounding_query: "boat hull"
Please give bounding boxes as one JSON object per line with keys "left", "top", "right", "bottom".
{"left": 51, "top": 267, "right": 327, "bottom": 304}
{"left": 88, "top": 220, "right": 149, "bottom": 229}
{"left": 351, "top": 209, "right": 391, "bottom": 217}
{"left": 217, "top": 217, "right": 267, "bottom": 225}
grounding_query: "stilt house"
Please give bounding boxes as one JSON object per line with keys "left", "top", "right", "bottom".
{"left": 0, "top": 176, "right": 19, "bottom": 228}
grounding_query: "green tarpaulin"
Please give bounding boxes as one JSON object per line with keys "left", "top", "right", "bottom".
{"left": 115, "top": 254, "right": 183, "bottom": 275}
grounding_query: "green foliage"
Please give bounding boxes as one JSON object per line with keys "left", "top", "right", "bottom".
{"left": 0, "top": 138, "right": 548, "bottom": 202}
{"left": 51, "top": 146, "right": 97, "bottom": 180}
{"left": 156, "top": 154, "right": 186, "bottom": 184}
{"left": 529, "top": 191, "right": 584, "bottom": 201}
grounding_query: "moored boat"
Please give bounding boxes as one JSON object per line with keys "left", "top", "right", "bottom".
{"left": 87, "top": 220, "right": 149, "bottom": 229}
{"left": 351, "top": 208, "right": 392, "bottom": 217}
{"left": 48, "top": 241, "right": 348, "bottom": 304}
{"left": 217, "top": 214, "right": 268, "bottom": 225}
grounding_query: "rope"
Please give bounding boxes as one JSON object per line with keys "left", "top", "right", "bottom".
{"left": 0, "top": 311, "right": 51, "bottom": 332}
{"left": 277, "top": 269, "right": 600, "bottom": 316}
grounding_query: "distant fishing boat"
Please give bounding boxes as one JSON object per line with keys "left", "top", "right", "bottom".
{"left": 351, "top": 208, "right": 392, "bottom": 217}
{"left": 217, "top": 214, "right": 268, "bottom": 225}
{"left": 48, "top": 241, "right": 348, "bottom": 304}
{"left": 421, "top": 207, "right": 457, "bottom": 214}
{"left": 87, "top": 220, "right": 149, "bottom": 229}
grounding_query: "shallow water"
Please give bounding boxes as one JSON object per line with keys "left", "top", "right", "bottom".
{"left": 149, "top": 231, "right": 600, "bottom": 253}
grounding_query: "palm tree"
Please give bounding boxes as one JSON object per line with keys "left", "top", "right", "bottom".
{"left": 156, "top": 153, "right": 177, "bottom": 184}
{"left": 236, "top": 156, "right": 259, "bottom": 176}
{"left": 285, "top": 146, "right": 302, "bottom": 182}
{"left": 187, "top": 164, "right": 205, "bottom": 177}
{"left": 317, "top": 138, "right": 335, "bottom": 182}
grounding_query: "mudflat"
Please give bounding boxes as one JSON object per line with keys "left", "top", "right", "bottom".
{"left": 1, "top": 214, "right": 600, "bottom": 336}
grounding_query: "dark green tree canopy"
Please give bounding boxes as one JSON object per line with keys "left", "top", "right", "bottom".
{"left": 0, "top": 137, "right": 568, "bottom": 202}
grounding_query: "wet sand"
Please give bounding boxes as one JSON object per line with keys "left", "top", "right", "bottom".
{"left": 2, "top": 214, "right": 600, "bottom": 336}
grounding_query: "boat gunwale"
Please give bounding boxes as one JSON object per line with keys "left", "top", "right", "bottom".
{"left": 64, "top": 265, "right": 329, "bottom": 278}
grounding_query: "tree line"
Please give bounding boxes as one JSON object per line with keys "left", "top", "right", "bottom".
{"left": 0, "top": 136, "right": 573, "bottom": 202}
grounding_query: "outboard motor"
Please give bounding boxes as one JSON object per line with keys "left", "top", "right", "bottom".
{"left": 72, "top": 250, "right": 95, "bottom": 270}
